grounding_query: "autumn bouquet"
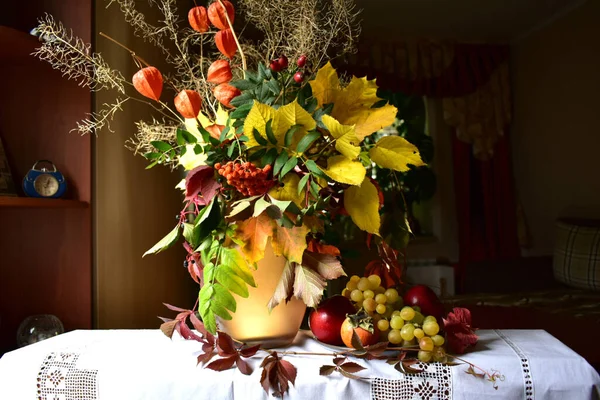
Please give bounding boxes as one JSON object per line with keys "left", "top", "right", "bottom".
{"left": 33, "top": 0, "right": 426, "bottom": 335}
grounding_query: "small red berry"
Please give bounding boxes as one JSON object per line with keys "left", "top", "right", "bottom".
{"left": 278, "top": 55, "right": 289, "bottom": 69}
{"left": 297, "top": 55, "right": 307, "bottom": 67}
{"left": 270, "top": 60, "right": 281, "bottom": 72}
{"left": 293, "top": 71, "right": 304, "bottom": 83}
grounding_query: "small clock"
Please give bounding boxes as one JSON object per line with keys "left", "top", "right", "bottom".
{"left": 22, "top": 160, "right": 67, "bottom": 198}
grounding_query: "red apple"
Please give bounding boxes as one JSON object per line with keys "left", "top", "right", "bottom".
{"left": 309, "top": 295, "right": 356, "bottom": 345}
{"left": 403, "top": 285, "right": 445, "bottom": 321}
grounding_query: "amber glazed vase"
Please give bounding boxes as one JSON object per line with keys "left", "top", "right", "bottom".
{"left": 218, "top": 243, "right": 306, "bottom": 348}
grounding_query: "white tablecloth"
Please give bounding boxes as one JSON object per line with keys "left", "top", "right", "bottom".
{"left": 0, "top": 329, "right": 598, "bottom": 399}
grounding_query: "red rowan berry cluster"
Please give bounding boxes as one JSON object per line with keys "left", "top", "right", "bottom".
{"left": 214, "top": 161, "right": 275, "bottom": 196}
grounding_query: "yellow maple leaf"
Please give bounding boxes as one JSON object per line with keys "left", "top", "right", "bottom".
{"left": 344, "top": 177, "right": 381, "bottom": 235}
{"left": 272, "top": 224, "right": 310, "bottom": 264}
{"left": 273, "top": 100, "right": 316, "bottom": 148}
{"left": 323, "top": 155, "right": 365, "bottom": 186}
{"left": 178, "top": 144, "right": 208, "bottom": 170}
{"left": 308, "top": 62, "right": 340, "bottom": 107}
{"left": 235, "top": 213, "right": 276, "bottom": 264}
{"left": 268, "top": 173, "right": 305, "bottom": 208}
{"left": 243, "top": 101, "right": 276, "bottom": 148}
{"left": 369, "top": 135, "right": 425, "bottom": 172}
{"left": 321, "top": 115, "right": 360, "bottom": 160}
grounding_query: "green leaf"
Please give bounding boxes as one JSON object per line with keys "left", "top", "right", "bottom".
{"left": 219, "top": 126, "right": 230, "bottom": 143}
{"left": 213, "top": 283, "right": 237, "bottom": 312}
{"left": 194, "top": 144, "right": 203, "bottom": 154}
{"left": 227, "top": 142, "right": 237, "bottom": 158}
{"left": 267, "top": 79, "right": 280, "bottom": 95}
{"left": 295, "top": 131, "right": 321, "bottom": 154}
{"left": 229, "top": 102, "right": 253, "bottom": 119}
{"left": 280, "top": 156, "right": 298, "bottom": 178}
{"left": 245, "top": 70, "right": 259, "bottom": 83}
{"left": 248, "top": 148, "right": 267, "bottom": 161}
{"left": 151, "top": 140, "right": 172, "bottom": 152}
{"left": 305, "top": 98, "right": 318, "bottom": 113}
{"left": 261, "top": 147, "right": 278, "bottom": 167}
{"left": 304, "top": 159, "right": 327, "bottom": 180}
{"left": 183, "top": 222, "right": 201, "bottom": 249}
{"left": 269, "top": 197, "right": 291, "bottom": 213}
{"left": 143, "top": 224, "right": 180, "bottom": 257}
{"left": 229, "top": 92, "right": 255, "bottom": 108}
{"left": 230, "top": 79, "right": 258, "bottom": 91}
{"left": 273, "top": 151, "right": 289, "bottom": 176}
{"left": 181, "top": 129, "right": 197, "bottom": 143}
{"left": 298, "top": 174, "right": 310, "bottom": 195}
{"left": 265, "top": 120, "right": 277, "bottom": 144}
{"left": 216, "top": 265, "right": 249, "bottom": 297}
{"left": 196, "top": 200, "right": 221, "bottom": 241}
{"left": 297, "top": 83, "right": 313, "bottom": 107}
{"left": 204, "top": 262, "right": 216, "bottom": 282}
{"left": 176, "top": 129, "right": 186, "bottom": 146}
{"left": 253, "top": 196, "right": 272, "bottom": 217}
{"left": 145, "top": 160, "right": 159, "bottom": 169}
{"left": 252, "top": 128, "right": 268, "bottom": 146}
{"left": 144, "top": 152, "right": 161, "bottom": 160}
{"left": 284, "top": 125, "right": 300, "bottom": 147}
{"left": 219, "top": 247, "right": 256, "bottom": 286}
{"left": 310, "top": 180, "right": 321, "bottom": 198}
{"left": 258, "top": 62, "right": 268, "bottom": 80}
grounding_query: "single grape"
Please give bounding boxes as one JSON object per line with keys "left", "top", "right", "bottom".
{"left": 375, "top": 294, "right": 388, "bottom": 304}
{"left": 350, "top": 275, "right": 360, "bottom": 282}
{"left": 342, "top": 288, "right": 351, "bottom": 298}
{"left": 384, "top": 305, "right": 394, "bottom": 318}
{"left": 363, "top": 297, "right": 377, "bottom": 312}
{"left": 363, "top": 289, "right": 375, "bottom": 299}
{"left": 388, "top": 329, "right": 402, "bottom": 344}
{"left": 411, "top": 311, "right": 424, "bottom": 325}
{"left": 390, "top": 315, "right": 405, "bottom": 330}
{"left": 412, "top": 306, "right": 421, "bottom": 313}
{"left": 423, "top": 315, "right": 437, "bottom": 324}
{"left": 413, "top": 328, "right": 425, "bottom": 340}
{"left": 419, "top": 337, "right": 434, "bottom": 351}
{"left": 372, "top": 314, "right": 382, "bottom": 323}
{"left": 423, "top": 321, "right": 440, "bottom": 336}
{"left": 418, "top": 350, "right": 432, "bottom": 362}
{"left": 393, "top": 298, "right": 405, "bottom": 309}
{"left": 376, "top": 304, "right": 387, "bottom": 314}
{"left": 357, "top": 277, "right": 371, "bottom": 291}
{"left": 400, "top": 324, "right": 415, "bottom": 341}
{"left": 433, "top": 347, "right": 447, "bottom": 362}
{"left": 367, "top": 274, "right": 382, "bottom": 288}
{"left": 400, "top": 306, "right": 416, "bottom": 321}
{"left": 377, "top": 319, "right": 390, "bottom": 332}
{"left": 374, "top": 286, "right": 386, "bottom": 294}
{"left": 431, "top": 335, "right": 445, "bottom": 347}
{"left": 384, "top": 288, "right": 399, "bottom": 303}
{"left": 346, "top": 280, "right": 358, "bottom": 291}
{"left": 350, "top": 289, "right": 364, "bottom": 303}
{"left": 391, "top": 310, "right": 402, "bottom": 318}
{"left": 402, "top": 339, "right": 416, "bottom": 347}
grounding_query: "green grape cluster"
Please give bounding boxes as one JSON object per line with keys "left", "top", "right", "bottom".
{"left": 343, "top": 274, "right": 447, "bottom": 363}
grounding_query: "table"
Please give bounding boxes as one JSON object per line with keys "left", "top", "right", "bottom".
{"left": 0, "top": 329, "right": 598, "bottom": 399}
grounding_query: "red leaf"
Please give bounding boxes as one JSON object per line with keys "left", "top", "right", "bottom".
{"left": 185, "top": 165, "right": 221, "bottom": 203}
{"left": 260, "top": 365, "right": 271, "bottom": 393}
{"left": 340, "top": 362, "right": 366, "bottom": 374}
{"left": 278, "top": 359, "right": 297, "bottom": 386}
{"left": 163, "top": 303, "right": 189, "bottom": 312}
{"left": 333, "top": 357, "right": 346, "bottom": 366}
{"left": 160, "top": 320, "right": 178, "bottom": 338}
{"left": 307, "top": 239, "right": 340, "bottom": 256}
{"left": 197, "top": 343, "right": 216, "bottom": 365}
{"left": 217, "top": 332, "right": 237, "bottom": 356}
{"left": 206, "top": 356, "right": 236, "bottom": 371}
{"left": 240, "top": 344, "right": 261, "bottom": 358}
{"left": 179, "top": 321, "right": 205, "bottom": 342}
{"left": 235, "top": 357, "right": 253, "bottom": 375}
{"left": 443, "top": 307, "right": 479, "bottom": 354}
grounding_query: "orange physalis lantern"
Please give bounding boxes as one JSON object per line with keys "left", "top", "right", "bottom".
{"left": 215, "top": 29, "right": 237, "bottom": 59}
{"left": 174, "top": 90, "right": 202, "bottom": 119}
{"left": 188, "top": 6, "right": 209, "bottom": 33}
{"left": 207, "top": 0, "right": 235, "bottom": 30}
{"left": 207, "top": 60, "right": 233, "bottom": 84}
{"left": 132, "top": 67, "right": 163, "bottom": 101}
{"left": 213, "top": 83, "right": 240, "bottom": 108}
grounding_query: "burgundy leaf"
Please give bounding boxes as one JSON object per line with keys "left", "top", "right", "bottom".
{"left": 333, "top": 357, "right": 346, "bottom": 366}
{"left": 319, "top": 365, "right": 336, "bottom": 376}
{"left": 217, "top": 332, "right": 237, "bottom": 356}
{"left": 185, "top": 165, "right": 221, "bottom": 203}
{"left": 179, "top": 321, "right": 205, "bottom": 342}
{"left": 340, "top": 362, "right": 366, "bottom": 374}
{"left": 402, "top": 360, "right": 424, "bottom": 374}
{"left": 175, "top": 310, "right": 193, "bottom": 321}
{"left": 278, "top": 359, "right": 297, "bottom": 386}
{"left": 338, "top": 368, "right": 362, "bottom": 380}
{"left": 443, "top": 307, "right": 478, "bottom": 354}
{"left": 260, "top": 366, "right": 271, "bottom": 394}
{"left": 260, "top": 352, "right": 278, "bottom": 368}
{"left": 240, "top": 344, "right": 261, "bottom": 358}
{"left": 160, "top": 320, "right": 179, "bottom": 338}
{"left": 163, "top": 303, "right": 189, "bottom": 312}
{"left": 350, "top": 330, "right": 366, "bottom": 352}
{"left": 197, "top": 345, "right": 215, "bottom": 365}
{"left": 206, "top": 356, "right": 236, "bottom": 371}
{"left": 235, "top": 357, "right": 253, "bottom": 375}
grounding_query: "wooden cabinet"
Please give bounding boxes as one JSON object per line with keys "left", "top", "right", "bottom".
{"left": 0, "top": 5, "right": 92, "bottom": 355}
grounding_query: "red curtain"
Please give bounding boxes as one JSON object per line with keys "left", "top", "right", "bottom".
{"left": 338, "top": 40, "right": 521, "bottom": 292}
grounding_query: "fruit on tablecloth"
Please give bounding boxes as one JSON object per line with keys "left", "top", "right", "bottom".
{"left": 309, "top": 295, "right": 356, "bottom": 346}
{"left": 340, "top": 309, "right": 379, "bottom": 348}
{"left": 403, "top": 284, "right": 445, "bottom": 321}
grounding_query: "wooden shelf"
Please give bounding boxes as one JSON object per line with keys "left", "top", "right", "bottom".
{"left": 0, "top": 197, "right": 89, "bottom": 208}
{"left": 0, "top": 25, "right": 40, "bottom": 61}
